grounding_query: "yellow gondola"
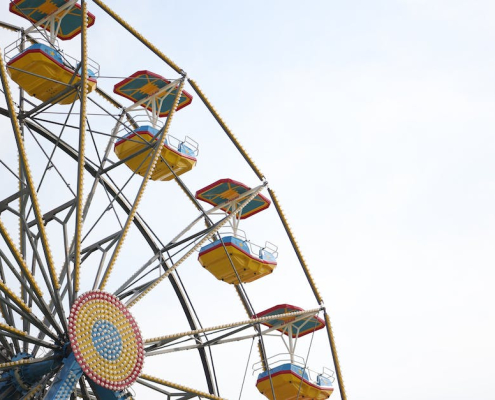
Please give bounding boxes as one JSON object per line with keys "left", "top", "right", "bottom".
{"left": 256, "top": 363, "right": 334, "bottom": 400}
{"left": 198, "top": 235, "right": 276, "bottom": 284}
{"left": 114, "top": 125, "right": 197, "bottom": 181}
{"left": 7, "top": 43, "right": 97, "bottom": 105}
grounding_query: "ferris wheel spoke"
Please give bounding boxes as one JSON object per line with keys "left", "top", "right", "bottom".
{"left": 0, "top": 336, "right": 14, "bottom": 359}
{"left": 93, "top": 88, "right": 139, "bottom": 131}
{"left": 114, "top": 255, "right": 165, "bottom": 301}
{"left": 1, "top": 110, "right": 165, "bottom": 309}
{"left": 0, "top": 292, "right": 17, "bottom": 330}
{"left": 18, "top": 221, "right": 68, "bottom": 333}
{"left": 0, "top": 219, "right": 65, "bottom": 338}
{"left": 77, "top": 376, "right": 92, "bottom": 400}
{"left": 125, "top": 184, "right": 267, "bottom": 308}
{"left": 17, "top": 91, "right": 63, "bottom": 121}
{"left": 2, "top": 115, "right": 169, "bottom": 266}
{"left": 0, "top": 283, "right": 59, "bottom": 343}
{"left": 80, "top": 184, "right": 126, "bottom": 244}
{"left": 0, "top": 323, "right": 58, "bottom": 350}
{"left": 122, "top": 218, "right": 233, "bottom": 307}
{"left": 21, "top": 85, "right": 79, "bottom": 121}
{"left": 18, "top": 372, "right": 55, "bottom": 400}
{"left": 80, "top": 148, "right": 156, "bottom": 244}
{"left": 5, "top": 73, "right": 79, "bottom": 115}
{"left": 78, "top": 131, "right": 173, "bottom": 250}
{"left": 0, "top": 54, "right": 61, "bottom": 304}
{"left": 0, "top": 355, "right": 60, "bottom": 373}
{"left": 22, "top": 197, "right": 77, "bottom": 320}
{"left": 137, "top": 374, "right": 225, "bottom": 400}
{"left": 80, "top": 111, "right": 125, "bottom": 222}
{"left": 73, "top": 0, "right": 89, "bottom": 299}
{"left": 132, "top": 379, "right": 173, "bottom": 398}
{"left": 24, "top": 117, "right": 78, "bottom": 201}
{"left": 97, "top": 79, "right": 186, "bottom": 292}
{"left": 116, "top": 217, "right": 237, "bottom": 302}
{"left": 144, "top": 307, "right": 323, "bottom": 357}
{"left": 7, "top": 107, "right": 80, "bottom": 323}
{"left": 18, "top": 116, "right": 126, "bottom": 305}
{"left": 0, "top": 294, "right": 19, "bottom": 355}
{"left": 0, "top": 258, "right": 18, "bottom": 322}
{"left": 115, "top": 221, "right": 220, "bottom": 301}
{"left": 98, "top": 136, "right": 158, "bottom": 177}
{"left": 0, "top": 252, "right": 39, "bottom": 342}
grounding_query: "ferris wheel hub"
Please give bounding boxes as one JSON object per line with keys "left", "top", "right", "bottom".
{"left": 68, "top": 290, "right": 144, "bottom": 391}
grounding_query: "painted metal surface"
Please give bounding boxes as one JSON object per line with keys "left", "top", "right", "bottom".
{"left": 114, "top": 70, "right": 192, "bottom": 117}
{"left": 198, "top": 236, "right": 277, "bottom": 284}
{"left": 196, "top": 179, "right": 271, "bottom": 219}
{"left": 256, "top": 363, "right": 333, "bottom": 400}
{"left": 253, "top": 304, "right": 326, "bottom": 338}
{"left": 9, "top": 0, "right": 96, "bottom": 40}
{"left": 114, "top": 125, "right": 197, "bottom": 181}
{"left": 68, "top": 291, "right": 144, "bottom": 391}
{"left": 7, "top": 43, "right": 97, "bottom": 104}
{"left": 44, "top": 353, "right": 83, "bottom": 400}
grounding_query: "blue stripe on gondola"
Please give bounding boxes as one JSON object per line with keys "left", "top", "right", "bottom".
{"left": 257, "top": 363, "right": 309, "bottom": 381}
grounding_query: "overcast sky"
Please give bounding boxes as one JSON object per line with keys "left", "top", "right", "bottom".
{"left": 1, "top": 1, "right": 495, "bottom": 399}
{"left": 120, "top": 2, "right": 494, "bottom": 399}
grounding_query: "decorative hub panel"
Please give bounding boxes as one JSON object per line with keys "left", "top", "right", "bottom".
{"left": 68, "top": 291, "right": 144, "bottom": 390}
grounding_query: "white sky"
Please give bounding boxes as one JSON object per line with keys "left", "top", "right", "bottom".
{"left": 1, "top": 1, "right": 495, "bottom": 399}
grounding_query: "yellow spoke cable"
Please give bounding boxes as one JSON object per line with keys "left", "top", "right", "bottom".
{"left": 98, "top": 79, "right": 186, "bottom": 291}
{"left": 74, "top": 0, "right": 89, "bottom": 297}
{"left": 0, "top": 48, "right": 59, "bottom": 293}
{"left": 138, "top": 374, "right": 226, "bottom": 400}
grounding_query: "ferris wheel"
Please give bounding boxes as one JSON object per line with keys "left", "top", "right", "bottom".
{"left": 0, "top": 1, "right": 347, "bottom": 399}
